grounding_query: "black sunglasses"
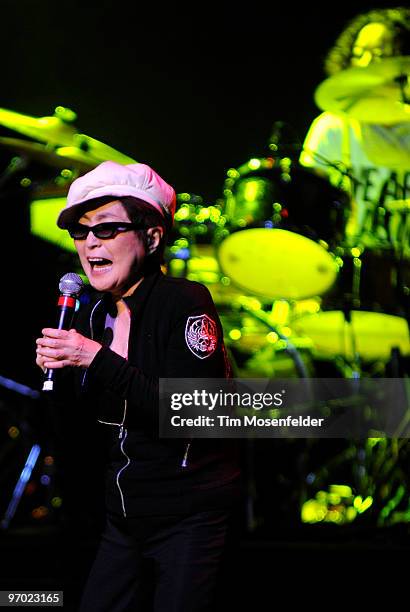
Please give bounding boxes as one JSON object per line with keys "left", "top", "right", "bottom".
{"left": 67, "top": 222, "right": 143, "bottom": 240}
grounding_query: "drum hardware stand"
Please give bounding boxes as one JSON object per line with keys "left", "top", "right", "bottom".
{"left": 236, "top": 298, "right": 313, "bottom": 533}
{"left": 302, "top": 148, "right": 364, "bottom": 190}
{"left": 238, "top": 298, "right": 310, "bottom": 379}
{"left": 1, "top": 444, "right": 41, "bottom": 530}
{"left": 0, "top": 375, "right": 41, "bottom": 530}
{"left": 340, "top": 247, "right": 364, "bottom": 379}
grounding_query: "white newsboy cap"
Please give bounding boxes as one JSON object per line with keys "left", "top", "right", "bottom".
{"left": 57, "top": 161, "right": 176, "bottom": 228}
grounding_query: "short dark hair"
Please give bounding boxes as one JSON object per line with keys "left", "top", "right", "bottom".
{"left": 324, "top": 7, "right": 410, "bottom": 75}
{"left": 119, "top": 196, "right": 167, "bottom": 264}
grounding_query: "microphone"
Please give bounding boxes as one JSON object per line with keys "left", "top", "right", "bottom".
{"left": 42, "top": 272, "right": 84, "bottom": 392}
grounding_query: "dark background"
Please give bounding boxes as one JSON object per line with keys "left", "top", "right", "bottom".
{"left": 0, "top": 1, "right": 399, "bottom": 204}
{"left": 1, "top": 1, "right": 410, "bottom": 607}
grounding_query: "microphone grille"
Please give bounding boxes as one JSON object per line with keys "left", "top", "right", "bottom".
{"left": 59, "top": 272, "right": 84, "bottom": 296}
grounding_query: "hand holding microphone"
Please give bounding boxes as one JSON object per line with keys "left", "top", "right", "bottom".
{"left": 36, "top": 273, "right": 102, "bottom": 391}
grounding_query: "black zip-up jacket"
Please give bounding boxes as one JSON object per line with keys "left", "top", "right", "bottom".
{"left": 54, "top": 269, "right": 241, "bottom": 517}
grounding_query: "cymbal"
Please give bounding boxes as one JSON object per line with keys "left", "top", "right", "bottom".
{"left": 70, "top": 134, "right": 136, "bottom": 164}
{"left": 0, "top": 107, "right": 78, "bottom": 146}
{"left": 293, "top": 310, "right": 410, "bottom": 361}
{"left": 0, "top": 137, "right": 97, "bottom": 170}
{"left": 314, "top": 56, "right": 410, "bottom": 124}
{"left": 0, "top": 106, "right": 137, "bottom": 164}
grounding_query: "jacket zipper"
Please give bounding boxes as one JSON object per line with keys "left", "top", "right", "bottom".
{"left": 87, "top": 298, "right": 193, "bottom": 509}
{"left": 81, "top": 298, "right": 102, "bottom": 388}
{"left": 116, "top": 399, "right": 129, "bottom": 517}
{"left": 117, "top": 422, "right": 130, "bottom": 517}
{"left": 87, "top": 301, "right": 131, "bottom": 516}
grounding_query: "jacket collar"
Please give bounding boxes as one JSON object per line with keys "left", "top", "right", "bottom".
{"left": 89, "top": 267, "right": 163, "bottom": 340}
{"left": 122, "top": 268, "right": 163, "bottom": 320}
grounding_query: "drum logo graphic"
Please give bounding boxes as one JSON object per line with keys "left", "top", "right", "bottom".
{"left": 185, "top": 314, "right": 218, "bottom": 359}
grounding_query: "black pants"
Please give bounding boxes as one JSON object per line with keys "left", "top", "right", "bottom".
{"left": 79, "top": 510, "right": 230, "bottom": 612}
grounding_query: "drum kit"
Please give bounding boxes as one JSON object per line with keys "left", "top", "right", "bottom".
{"left": 167, "top": 154, "right": 410, "bottom": 378}
{"left": 166, "top": 56, "right": 410, "bottom": 382}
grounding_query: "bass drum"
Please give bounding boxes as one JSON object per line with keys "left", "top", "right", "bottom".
{"left": 292, "top": 247, "right": 410, "bottom": 363}
{"left": 217, "top": 157, "right": 349, "bottom": 300}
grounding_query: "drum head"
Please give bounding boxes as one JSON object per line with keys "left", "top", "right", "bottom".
{"left": 217, "top": 228, "right": 339, "bottom": 300}
{"left": 292, "top": 310, "right": 410, "bottom": 361}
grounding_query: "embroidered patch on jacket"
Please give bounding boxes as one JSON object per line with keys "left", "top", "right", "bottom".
{"left": 185, "top": 314, "right": 218, "bottom": 359}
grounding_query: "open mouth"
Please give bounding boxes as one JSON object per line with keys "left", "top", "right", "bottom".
{"left": 88, "top": 257, "right": 113, "bottom": 271}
